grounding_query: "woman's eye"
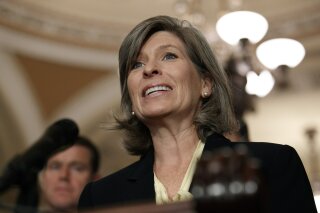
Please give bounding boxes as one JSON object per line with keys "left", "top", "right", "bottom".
{"left": 132, "top": 61, "right": 144, "bottom": 69}
{"left": 163, "top": 53, "right": 177, "bottom": 60}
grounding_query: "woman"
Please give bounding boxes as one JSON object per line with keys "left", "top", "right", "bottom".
{"left": 78, "top": 16, "right": 317, "bottom": 212}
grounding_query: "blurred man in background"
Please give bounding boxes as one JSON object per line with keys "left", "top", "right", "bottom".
{"left": 0, "top": 118, "right": 100, "bottom": 213}
{"left": 38, "top": 136, "right": 100, "bottom": 213}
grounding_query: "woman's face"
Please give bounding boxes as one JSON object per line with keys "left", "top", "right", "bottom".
{"left": 127, "top": 31, "right": 211, "bottom": 125}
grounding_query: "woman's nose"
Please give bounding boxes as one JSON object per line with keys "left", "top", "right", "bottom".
{"left": 143, "top": 62, "right": 160, "bottom": 78}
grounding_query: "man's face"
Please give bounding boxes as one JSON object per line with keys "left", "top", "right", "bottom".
{"left": 39, "top": 145, "right": 94, "bottom": 211}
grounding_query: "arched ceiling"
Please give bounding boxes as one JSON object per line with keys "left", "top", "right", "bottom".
{"left": 0, "top": 0, "right": 320, "bottom": 176}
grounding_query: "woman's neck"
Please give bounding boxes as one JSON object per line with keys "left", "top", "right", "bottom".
{"left": 151, "top": 124, "right": 199, "bottom": 166}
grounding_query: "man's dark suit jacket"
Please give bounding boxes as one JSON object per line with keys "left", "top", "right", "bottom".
{"left": 78, "top": 134, "right": 317, "bottom": 212}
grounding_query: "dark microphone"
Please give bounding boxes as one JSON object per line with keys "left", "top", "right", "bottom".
{"left": 0, "top": 118, "right": 79, "bottom": 193}
{"left": 23, "top": 118, "right": 79, "bottom": 170}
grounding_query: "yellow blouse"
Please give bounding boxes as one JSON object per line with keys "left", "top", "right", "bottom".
{"left": 154, "top": 140, "right": 205, "bottom": 204}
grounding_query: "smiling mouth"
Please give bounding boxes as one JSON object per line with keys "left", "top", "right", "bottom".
{"left": 144, "top": 85, "right": 172, "bottom": 96}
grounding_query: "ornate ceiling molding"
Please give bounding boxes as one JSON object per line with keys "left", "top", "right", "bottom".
{"left": 0, "top": 0, "right": 127, "bottom": 50}
{"left": 0, "top": 26, "right": 117, "bottom": 69}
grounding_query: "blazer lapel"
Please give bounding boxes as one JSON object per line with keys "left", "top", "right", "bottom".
{"left": 127, "top": 149, "right": 156, "bottom": 202}
{"left": 189, "top": 133, "right": 231, "bottom": 191}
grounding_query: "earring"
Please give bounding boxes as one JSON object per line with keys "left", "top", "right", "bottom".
{"left": 203, "top": 92, "right": 209, "bottom": 98}
{"left": 131, "top": 111, "right": 135, "bottom": 116}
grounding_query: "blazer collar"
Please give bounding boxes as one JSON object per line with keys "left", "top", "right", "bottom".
{"left": 204, "top": 133, "right": 232, "bottom": 151}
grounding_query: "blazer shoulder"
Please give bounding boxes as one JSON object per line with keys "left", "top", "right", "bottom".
{"left": 242, "top": 142, "right": 298, "bottom": 161}
{"left": 241, "top": 142, "right": 311, "bottom": 189}
{"left": 205, "top": 133, "right": 298, "bottom": 162}
{"left": 244, "top": 143, "right": 317, "bottom": 212}
{"left": 79, "top": 159, "right": 147, "bottom": 208}
{"left": 93, "top": 158, "right": 142, "bottom": 188}
{"left": 79, "top": 151, "right": 155, "bottom": 208}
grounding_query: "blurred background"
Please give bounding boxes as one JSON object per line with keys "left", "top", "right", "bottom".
{"left": 0, "top": 0, "right": 320, "bottom": 198}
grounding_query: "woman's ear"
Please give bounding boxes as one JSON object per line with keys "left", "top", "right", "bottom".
{"left": 201, "top": 77, "right": 213, "bottom": 97}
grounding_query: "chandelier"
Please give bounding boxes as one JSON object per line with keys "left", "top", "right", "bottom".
{"left": 174, "top": 0, "right": 306, "bottom": 99}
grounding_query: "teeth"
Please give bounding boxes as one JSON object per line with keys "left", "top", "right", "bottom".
{"left": 145, "top": 85, "right": 171, "bottom": 96}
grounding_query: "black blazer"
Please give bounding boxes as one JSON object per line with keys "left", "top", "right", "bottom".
{"left": 78, "top": 134, "right": 317, "bottom": 212}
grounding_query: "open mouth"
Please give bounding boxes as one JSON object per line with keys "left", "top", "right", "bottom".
{"left": 144, "top": 85, "right": 172, "bottom": 96}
